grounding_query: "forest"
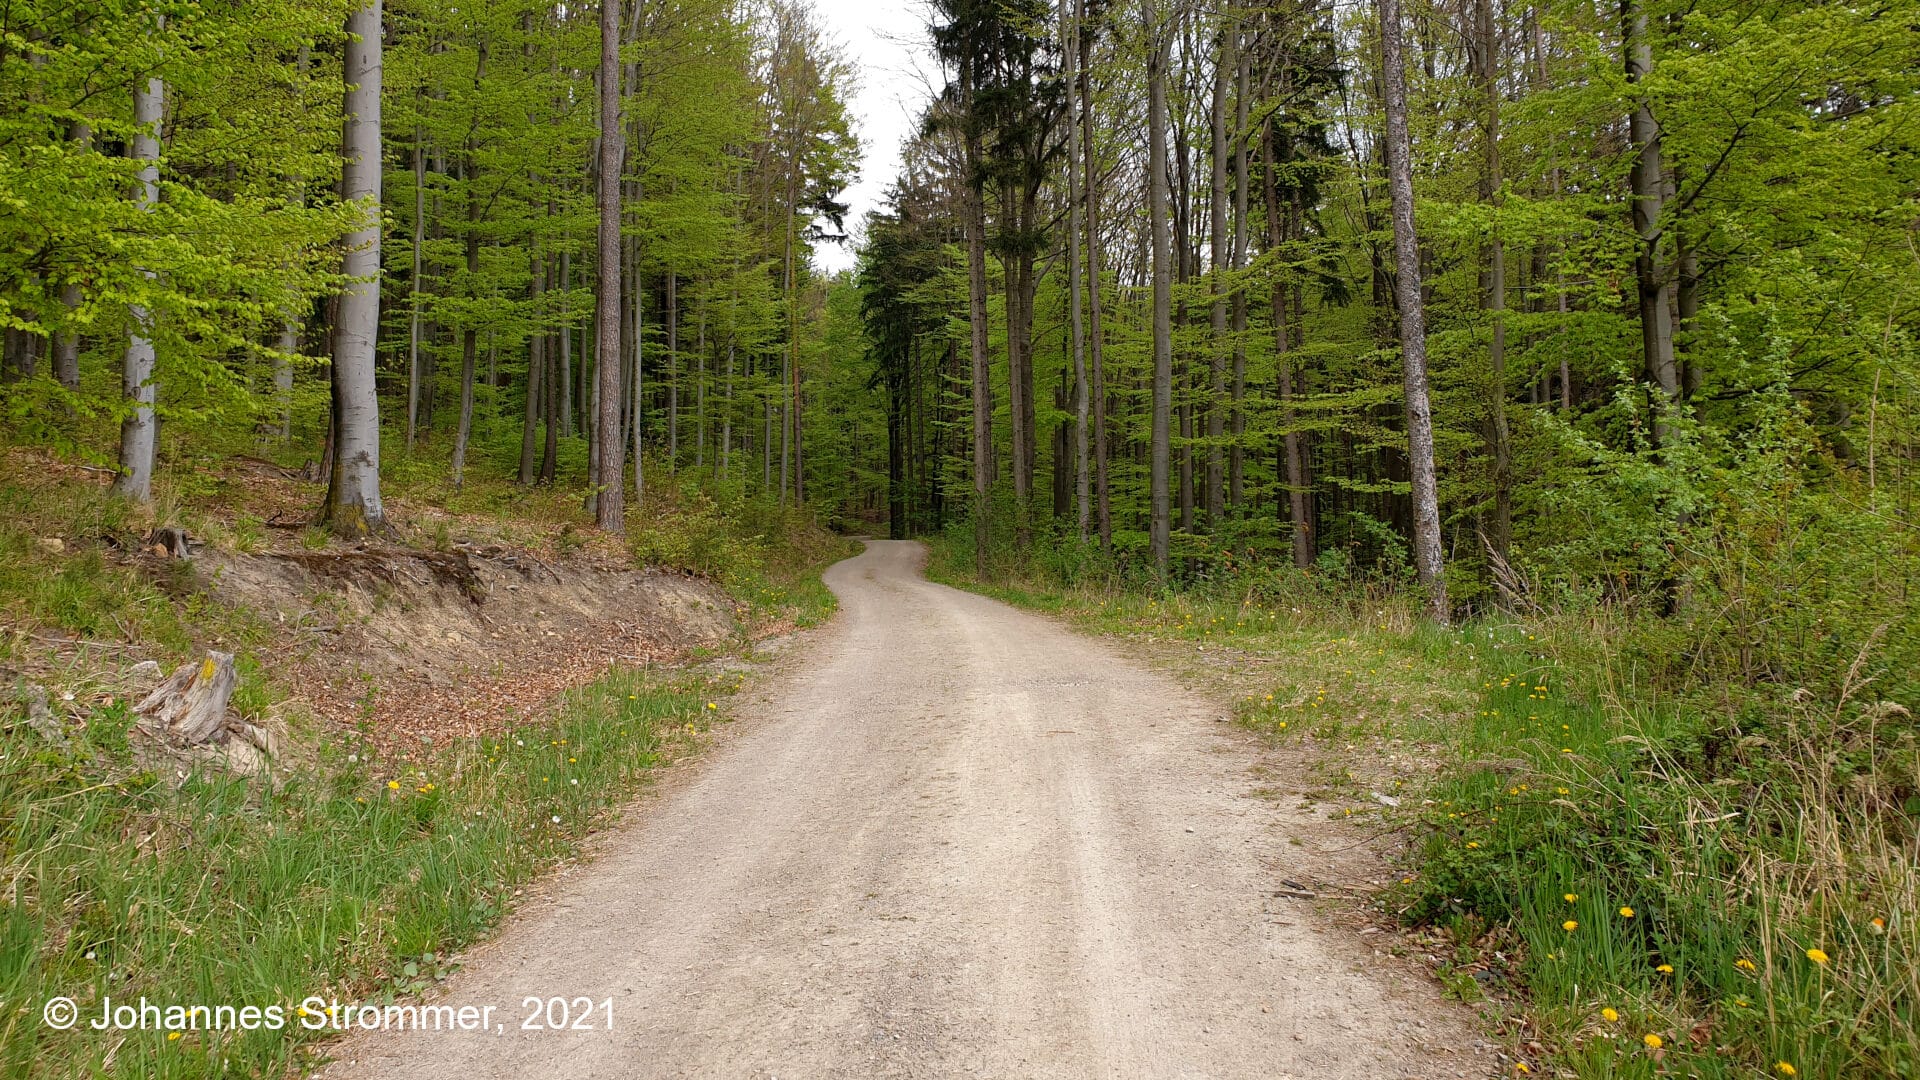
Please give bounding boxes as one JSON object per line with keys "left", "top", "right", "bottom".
{"left": 1, "top": 0, "right": 1917, "bottom": 1077}
{"left": 0, "top": 0, "right": 861, "bottom": 532}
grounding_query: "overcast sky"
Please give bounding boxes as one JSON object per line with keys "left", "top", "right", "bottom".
{"left": 806, "top": 0, "right": 936, "bottom": 276}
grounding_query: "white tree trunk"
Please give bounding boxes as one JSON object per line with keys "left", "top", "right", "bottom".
{"left": 114, "top": 74, "right": 163, "bottom": 503}
{"left": 325, "top": 0, "right": 387, "bottom": 535}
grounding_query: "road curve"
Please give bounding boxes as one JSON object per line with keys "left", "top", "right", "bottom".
{"left": 324, "top": 540, "right": 1483, "bottom": 1079}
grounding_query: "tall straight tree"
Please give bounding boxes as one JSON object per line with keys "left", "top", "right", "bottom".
{"left": 593, "top": 0, "right": 625, "bottom": 533}
{"left": 1079, "top": 0, "right": 1110, "bottom": 548}
{"left": 1144, "top": 0, "right": 1173, "bottom": 578}
{"left": 1205, "top": 23, "right": 1231, "bottom": 527}
{"left": 1061, "top": 0, "right": 1088, "bottom": 540}
{"left": 323, "top": 0, "right": 387, "bottom": 536}
{"left": 113, "top": 64, "right": 163, "bottom": 503}
{"left": 1475, "top": 0, "right": 1512, "bottom": 555}
{"left": 1375, "top": 0, "right": 1446, "bottom": 619}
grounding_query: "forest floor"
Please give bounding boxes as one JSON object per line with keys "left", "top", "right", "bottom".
{"left": 319, "top": 540, "right": 1497, "bottom": 1080}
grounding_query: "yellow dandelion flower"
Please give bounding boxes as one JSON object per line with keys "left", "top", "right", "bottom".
{"left": 1776, "top": 1064, "right": 1797, "bottom": 1077}
{"left": 1515, "top": 1064, "right": 1531, "bottom": 1075}
{"left": 1601, "top": 1007, "right": 1619, "bottom": 1022}
{"left": 1563, "top": 920, "right": 1579, "bottom": 932}
{"left": 1643, "top": 1033, "right": 1663, "bottom": 1049}
{"left": 1655, "top": 963, "right": 1673, "bottom": 974}
{"left": 1735, "top": 958, "right": 1757, "bottom": 972}
{"left": 1620, "top": 906, "right": 1635, "bottom": 918}
{"left": 1806, "top": 948, "right": 1830, "bottom": 965}
{"left": 387, "top": 780, "right": 400, "bottom": 790}
{"left": 1564, "top": 892, "right": 1578, "bottom": 902}
{"left": 1467, "top": 841, "right": 1480, "bottom": 849}
{"left": 168, "top": 1031, "right": 183, "bottom": 1041}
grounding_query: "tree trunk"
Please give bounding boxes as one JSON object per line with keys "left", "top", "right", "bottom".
{"left": 1477, "top": 0, "right": 1513, "bottom": 556}
{"left": 451, "top": 176, "right": 480, "bottom": 490}
{"left": 559, "top": 248, "right": 574, "bottom": 438}
{"left": 694, "top": 290, "right": 707, "bottom": 469}
{"left": 274, "top": 319, "right": 297, "bottom": 442}
{"left": 1080, "top": 0, "right": 1110, "bottom": 549}
{"left": 541, "top": 258, "right": 559, "bottom": 484}
{"left": 114, "top": 69, "right": 164, "bottom": 503}
{"left": 966, "top": 135, "right": 994, "bottom": 576}
{"left": 1145, "top": 0, "right": 1173, "bottom": 579}
{"left": 666, "top": 266, "right": 678, "bottom": 470}
{"left": 1378, "top": 0, "right": 1447, "bottom": 619}
{"left": 1228, "top": 44, "right": 1249, "bottom": 513}
{"left": 631, "top": 248, "right": 645, "bottom": 508}
{"left": 722, "top": 283, "right": 735, "bottom": 478}
{"left": 324, "top": 0, "right": 386, "bottom": 535}
{"left": 1263, "top": 129, "right": 1312, "bottom": 569}
{"left": 407, "top": 126, "right": 426, "bottom": 448}
{"left": 593, "top": 0, "right": 625, "bottom": 533}
{"left": 1062, "top": 0, "right": 1089, "bottom": 541}
{"left": 521, "top": 249, "right": 545, "bottom": 484}
{"left": 1003, "top": 186, "right": 1032, "bottom": 550}
{"left": 55, "top": 280, "right": 81, "bottom": 391}
{"left": 1624, "top": 0, "right": 1678, "bottom": 444}
{"left": 1205, "top": 25, "right": 1231, "bottom": 529}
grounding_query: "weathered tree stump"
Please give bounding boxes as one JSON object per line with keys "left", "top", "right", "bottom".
{"left": 148, "top": 526, "right": 192, "bottom": 559}
{"left": 136, "top": 651, "right": 238, "bottom": 746}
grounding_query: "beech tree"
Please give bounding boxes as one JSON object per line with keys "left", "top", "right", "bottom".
{"left": 112, "top": 66, "right": 163, "bottom": 503}
{"left": 324, "top": 0, "right": 388, "bottom": 536}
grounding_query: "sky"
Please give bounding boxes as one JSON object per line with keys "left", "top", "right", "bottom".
{"left": 806, "top": 0, "right": 936, "bottom": 275}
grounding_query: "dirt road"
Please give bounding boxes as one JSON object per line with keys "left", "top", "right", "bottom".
{"left": 325, "top": 541, "right": 1487, "bottom": 1079}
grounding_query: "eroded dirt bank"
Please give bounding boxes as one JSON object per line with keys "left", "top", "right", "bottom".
{"left": 205, "top": 543, "right": 737, "bottom": 753}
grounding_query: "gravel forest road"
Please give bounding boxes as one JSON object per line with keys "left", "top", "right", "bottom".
{"left": 324, "top": 540, "right": 1488, "bottom": 1080}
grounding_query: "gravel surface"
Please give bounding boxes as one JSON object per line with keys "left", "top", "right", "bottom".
{"left": 323, "top": 540, "right": 1491, "bottom": 1079}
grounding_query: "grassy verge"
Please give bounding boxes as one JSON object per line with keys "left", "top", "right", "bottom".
{"left": 2, "top": 667, "right": 734, "bottom": 1079}
{"left": 925, "top": 536, "right": 1917, "bottom": 1080}
{"left": 0, "top": 453, "right": 851, "bottom": 1080}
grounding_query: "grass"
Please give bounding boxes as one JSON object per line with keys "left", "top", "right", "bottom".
{"left": 925, "top": 534, "right": 1919, "bottom": 1080}
{"left": 1, "top": 665, "right": 738, "bottom": 1079}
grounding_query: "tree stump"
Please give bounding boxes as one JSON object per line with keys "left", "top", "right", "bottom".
{"left": 136, "top": 651, "right": 237, "bottom": 746}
